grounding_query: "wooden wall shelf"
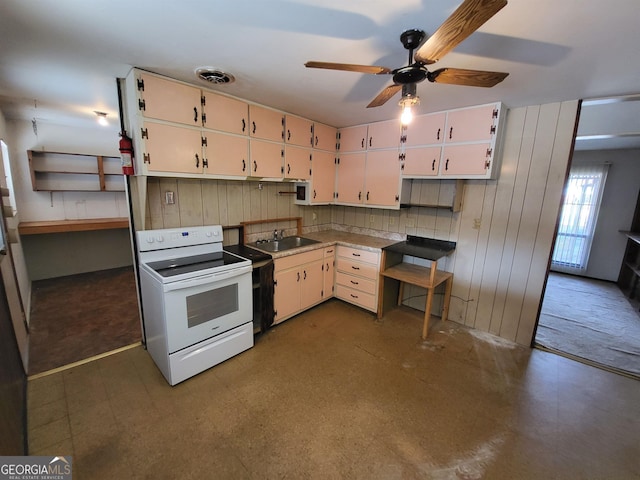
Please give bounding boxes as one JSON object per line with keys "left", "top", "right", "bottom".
{"left": 18, "top": 218, "right": 129, "bottom": 235}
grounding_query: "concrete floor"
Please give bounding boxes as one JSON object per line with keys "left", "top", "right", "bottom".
{"left": 27, "top": 299, "right": 640, "bottom": 479}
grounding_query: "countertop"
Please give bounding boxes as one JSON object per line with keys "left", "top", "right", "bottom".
{"left": 245, "top": 229, "right": 399, "bottom": 259}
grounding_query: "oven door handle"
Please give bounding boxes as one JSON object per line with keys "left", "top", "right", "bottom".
{"left": 163, "top": 266, "right": 251, "bottom": 292}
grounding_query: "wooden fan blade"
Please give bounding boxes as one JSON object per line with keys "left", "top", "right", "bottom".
{"left": 367, "top": 84, "right": 402, "bottom": 108}
{"left": 429, "top": 68, "right": 508, "bottom": 87}
{"left": 305, "top": 61, "right": 392, "bottom": 75}
{"left": 415, "top": 0, "right": 508, "bottom": 64}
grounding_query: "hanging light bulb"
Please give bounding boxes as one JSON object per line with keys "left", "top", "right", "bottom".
{"left": 94, "top": 111, "right": 108, "bottom": 126}
{"left": 398, "top": 84, "right": 419, "bottom": 126}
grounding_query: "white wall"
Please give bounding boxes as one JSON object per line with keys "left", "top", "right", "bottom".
{"left": 572, "top": 149, "right": 640, "bottom": 281}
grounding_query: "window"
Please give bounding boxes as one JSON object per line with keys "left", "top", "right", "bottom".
{"left": 551, "top": 163, "right": 609, "bottom": 272}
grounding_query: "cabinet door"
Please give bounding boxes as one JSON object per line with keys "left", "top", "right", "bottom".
{"left": 323, "top": 248, "right": 335, "bottom": 299}
{"left": 285, "top": 115, "right": 313, "bottom": 147}
{"left": 249, "top": 105, "right": 284, "bottom": 142}
{"left": 300, "top": 259, "right": 324, "bottom": 309}
{"left": 142, "top": 122, "right": 203, "bottom": 174}
{"left": 138, "top": 73, "right": 202, "bottom": 127}
{"left": 445, "top": 104, "right": 498, "bottom": 143}
{"left": 313, "top": 123, "right": 338, "bottom": 151}
{"left": 284, "top": 146, "right": 311, "bottom": 180}
{"left": 274, "top": 268, "right": 301, "bottom": 323}
{"left": 250, "top": 140, "right": 284, "bottom": 177}
{"left": 402, "top": 146, "right": 441, "bottom": 177}
{"left": 364, "top": 150, "right": 401, "bottom": 207}
{"left": 404, "top": 112, "right": 446, "bottom": 147}
{"left": 441, "top": 143, "right": 492, "bottom": 176}
{"left": 204, "top": 132, "right": 249, "bottom": 176}
{"left": 336, "top": 152, "right": 366, "bottom": 204}
{"left": 338, "top": 125, "right": 368, "bottom": 152}
{"left": 367, "top": 119, "right": 402, "bottom": 150}
{"left": 202, "top": 92, "right": 248, "bottom": 135}
{"left": 310, "top": 150, "right": 336, "bottom": 204}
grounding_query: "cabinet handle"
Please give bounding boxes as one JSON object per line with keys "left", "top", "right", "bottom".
{"left": 194, "top": 107, "right": 198, "bottom": 123}
{"left": 303, "top": 270, "right": 307, "bottom": 280}
{"left": 445, "top": 158, "right": 449, "bottom": 170}
{"left": 351, "top": 266, "right": 360, "bottom": 270}
{"left": 437, "top": 128, "right": 441, "bottom": 140}
{"left": 242, "top": 159, "right": 246, "bottom": 171}
{"left": 358, "top": 192, "right": 362, "bottom": 200}
{"left": 361, "top": 138, "right": 365, "bottom": 149}
{"left": 326, "top": 263, "right": 330, "bottom": 271}
{"left": 369, "top": 137, "right": 372, "bottom": 147}
{"left": 366, "top": 191, "right": 370, "bottom": 201}
{"left": 313, "top": 189, "right": 317, "bottom": 199}
{"left": 350, "top": 280, "right": 359, "bottom": 285}
{"left": 449, "top": 127, "right": 453, "bottom": 139}
{"left": 297, "top": 272, "right": 300, "bottom": 282}
{"left": 242, "top": 119, "right": 246, "bottom": 132}
{"left": 195, "top": 153, "right": 200, "bottom": 168}
{"left": 253, "top": 160, "right": 257, "bottom": 172}
{"left": 350, "top": 294, "right": 359, "bottom": 299}
{"left": 432, "top": 159, "right": 436, "bottom": 171}
{"left": 287, "top": 164, "right": 291, "bottom": 174}
{"left": 252, "top": 121, "right": 256, "bottom": 134}
{"left": 287, "top": 129, "right": 291, "bottom": 141}
{"left": 315, "top": 136, "right": 319, "bottom": 146}
{"left": 352, "top": 252, "right": 361, "bottom": 257}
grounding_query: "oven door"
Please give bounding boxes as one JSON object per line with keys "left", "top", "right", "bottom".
{"left": 162, "top": 265, "right": 252, "bottom": 353}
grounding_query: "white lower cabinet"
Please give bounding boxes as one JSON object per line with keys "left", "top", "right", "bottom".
{"left": 335, "top": 246, "right": 380, "bottom": 312}
{"left": 273, "top": 248, "right": 324, "bottom": 324}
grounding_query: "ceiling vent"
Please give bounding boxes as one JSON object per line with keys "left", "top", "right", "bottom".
{"left": 195, "top": 68, "right": 235, "bottom": 85}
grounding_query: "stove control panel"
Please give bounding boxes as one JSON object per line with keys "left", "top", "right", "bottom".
{"left": 137, "top": 225, "right": 223, "bottom": 252}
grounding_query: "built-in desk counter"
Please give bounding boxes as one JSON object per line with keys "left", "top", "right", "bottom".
{"left": 378, "top": 236, "right": 456, "bottom": 339}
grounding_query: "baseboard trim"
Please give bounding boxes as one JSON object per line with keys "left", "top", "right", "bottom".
{"left": 27, "top": 342, "right": 142, "bottom": 380}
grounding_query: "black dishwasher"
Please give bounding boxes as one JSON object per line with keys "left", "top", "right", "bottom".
{"left": 224, "top": 244, "right": 274, "bottom": 335}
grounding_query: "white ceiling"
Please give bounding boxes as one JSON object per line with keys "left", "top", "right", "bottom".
{"left": 1, "top": 0, "right": 639, "bottom": 150}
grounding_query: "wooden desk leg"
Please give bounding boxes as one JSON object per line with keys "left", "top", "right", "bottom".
{"left": 423, "top": 287, "right": 435, "bottom": 340}
{"left": 441, "top": 275, "right": 453, "bottom": 323}
{"left": 397, "top": 281, "right": 405, "bottom": 306}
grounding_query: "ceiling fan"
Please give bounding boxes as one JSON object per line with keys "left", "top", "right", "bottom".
{"left": 305, "top": 0, "right": 509, "bottom": 109}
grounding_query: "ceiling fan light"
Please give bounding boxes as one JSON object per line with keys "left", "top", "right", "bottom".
{"left": 401, "top": 105, "right": 414, "bottom": 125}
{"left": 399, "top": 91, "right": 420, "bottom": 125}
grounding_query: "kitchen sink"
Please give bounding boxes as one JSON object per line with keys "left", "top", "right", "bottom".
{"left": 248, "top": 236, "right": 320, "bottom": 252}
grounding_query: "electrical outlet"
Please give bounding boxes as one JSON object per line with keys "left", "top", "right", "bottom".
{"left": 165, "top": 191, "right": 175, "bottom": 205}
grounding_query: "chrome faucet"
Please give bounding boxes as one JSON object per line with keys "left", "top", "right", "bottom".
{"left": 273, "top": 229, "right": 278, "bottom": 241}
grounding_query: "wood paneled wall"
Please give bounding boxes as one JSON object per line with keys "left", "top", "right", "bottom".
{"left": 449, "top": 101, "right": 579, "bottom": 345}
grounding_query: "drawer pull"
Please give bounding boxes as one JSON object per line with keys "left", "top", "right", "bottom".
{"left": 351, "top": 266, "right": 360, "bottom": 270}
{"left": 350, "top": 280, "right": 359, "bottom": 285}
{"left": 352, "top": 253, "right": 361, "bottom": 257}
{"left": 350, "top": 294, "right": 359, "bottom": 299}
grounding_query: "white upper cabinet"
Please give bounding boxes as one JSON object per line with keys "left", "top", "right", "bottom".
{"left": 285, "top": 115, "right": 313, "bottom": 147}
{"left": 337, "top": 125, "right": 368, "bottom": 152}
{"left": 312, "top": 123, "right": 337, "bottom": 152}
{"left": 136, "top": 72, "right": 202, "bottom": 127}
{"left": 403, "top": 112, "right": 447, "bottom": 147}
{"left": 445, "top": 103, "right": 500, "bottom": 143}
{"left": 366, "top": 119, "right": 402, "bottom": 150}
{"left": 249, "top": 105, "right": 285, "bottom": 142}
{"left": 201, "top": 92, "right": 249, "bottom": 135}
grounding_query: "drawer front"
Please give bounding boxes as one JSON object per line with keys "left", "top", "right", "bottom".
{"left": 274, "top": 248, "right": 323, "bottom": 272}
{"left": 337, "top": 246, "right": 379, "bottom": 265}
{"left": 336, "top": 257, "right": 378, "bottom": 280}
{"left": 336, "top": 285, "right": 377, "bottom": 312}
{"left": 323, "top": 245, "right": 336, "bottom": 257}
{"left": 335, "top": 271, "right": 376, "bottom": 295}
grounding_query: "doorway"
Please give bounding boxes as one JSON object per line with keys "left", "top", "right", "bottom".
{"left": 534, "top": 96, "right": 640, "bottom": 378}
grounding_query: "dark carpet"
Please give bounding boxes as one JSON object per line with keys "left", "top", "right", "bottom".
{"left": 28, "top": 266, "right": 141, "bottom": 375}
